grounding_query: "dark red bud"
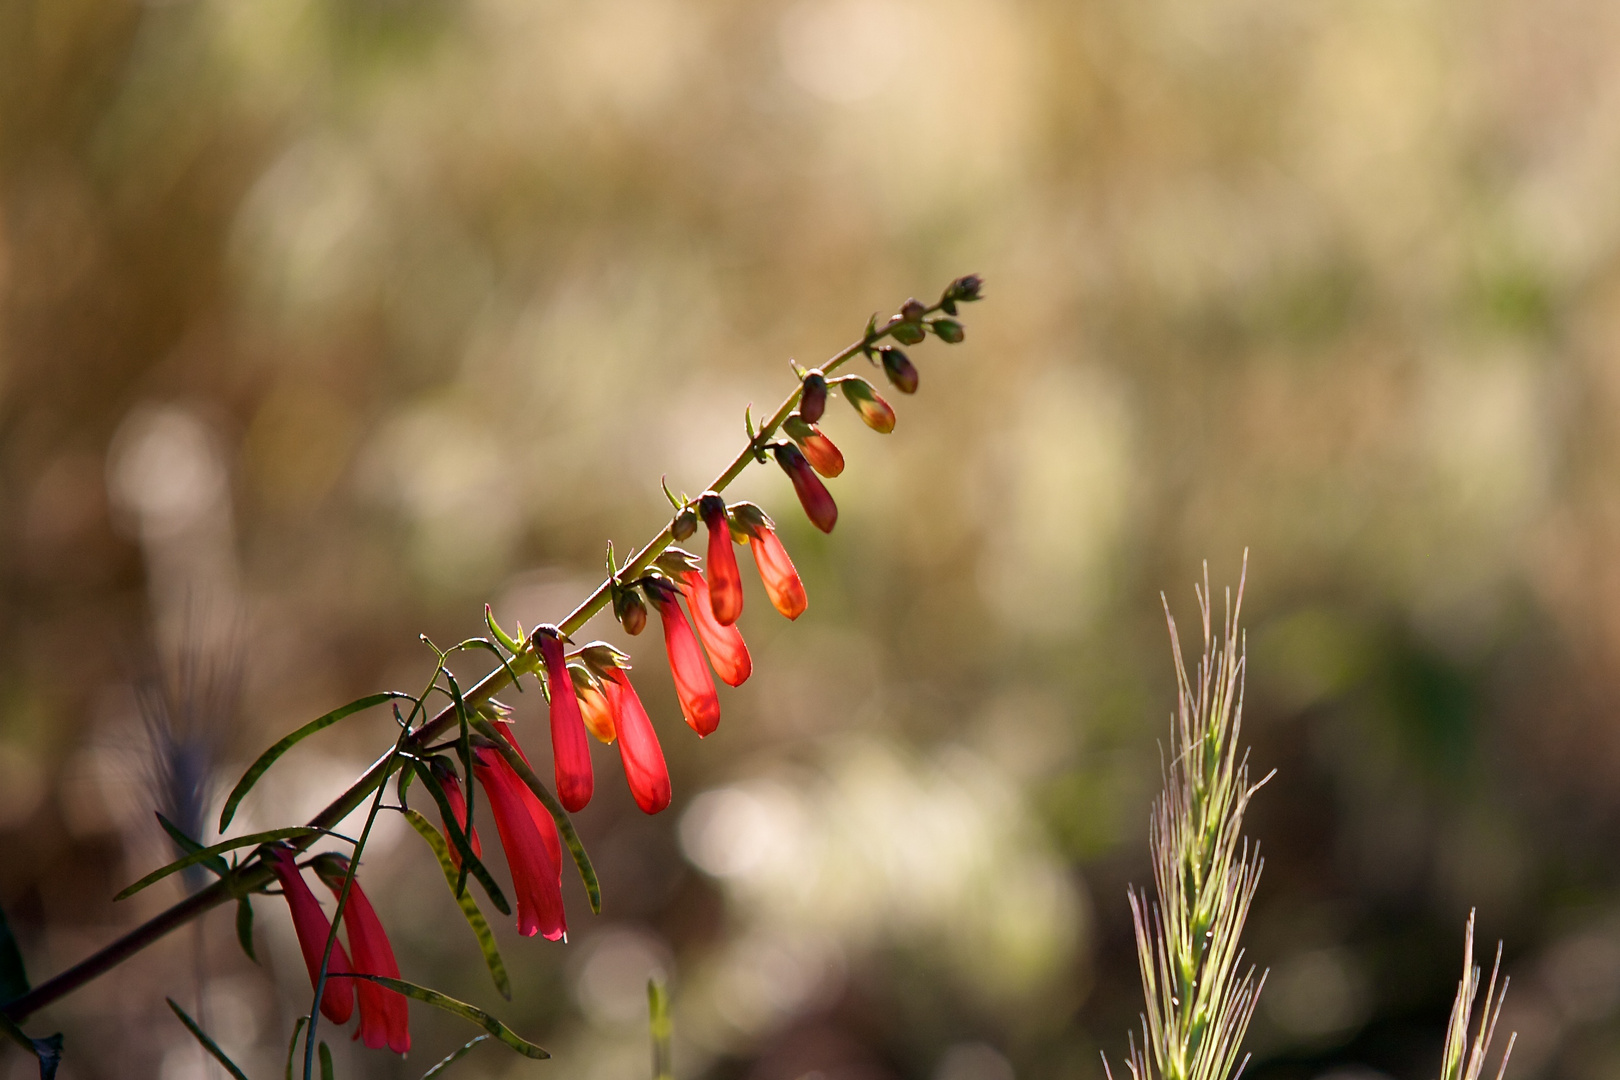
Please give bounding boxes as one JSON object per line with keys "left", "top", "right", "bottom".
{"left": 948, "top": 274, "right": 983, "bottom": 302}
{"left": 930, "top": 318, "right": 964, "bottom": 343}
{"left": 773, "top": 443, "right": 837, "bottom": 533}
{"left": 613, "top": 585, "right": 648, "bottom": 635}
{"left": 879, "top": 347, "right": 918, "bottom": 394}
{"left": 900, "top": 298, "right": 927, "bottom": 322}
{"left": 800, "top": 372, "right": 828, "bottom": 423}
{"left": 672, "top": 507, "right": 697, "bottom": 541}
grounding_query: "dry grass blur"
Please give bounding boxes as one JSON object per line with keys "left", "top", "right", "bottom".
{"left": 6, "top": 0, "right": 1620, "bottom": 1077}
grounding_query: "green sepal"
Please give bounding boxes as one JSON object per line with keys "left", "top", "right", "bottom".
{"left": 330, "top": 974, "right": 549, "bottom": 1059}
{"left": 319, "top": 1040, "right": 335, "bottom": 1080}
{"left": 219, "top": 692, "right": 414, "bottom": 831}
{"left": 484, "top": 605, "right": 524, "bottom": 656}
{"left": 284, "top": 1017, "right": 308, "bottom": 1080}
{"left": 116, "top": 827, "right": 324, "bottom": 901}
{"left": 167, "top": 999, "right": 250, "bottom": 1080}
{"left": 403, "top": 809, "right": 511, "bottom": 999}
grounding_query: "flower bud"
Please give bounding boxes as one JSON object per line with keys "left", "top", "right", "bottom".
{"left": 879, "top": 346, "right": 918, "bottom": 394}
{"left": 930, "top": 318, "right": 964, "bottom": 343}
{"left": 698, "top": 492, "right": 743, "bottom": 626}
{"left": 783, "top": 416, "right": 844, "bottom": 478}
{"left": 900, "top": 298, "right": 927, "bottom": 322}
{"left": 613, "top": 585, "right": 648, "bottom": 635}
{"left": 574, "top": 672, "right": 617, "bottom": 744}
{"left": 891, "top": 321, "right": 926, "bottom": 346}
{"left": 772, "top": 442, "right": 837, "bottom": 533}
{"left": 671, "top": 507, "right": 697, "bottom": 541}
{"left": 838, "top": 376, "right": 896, "bottom": 433}
{"left": 800, "top": 371, "right": 829, "bottom": 423}
{"left": 948, "top": 274, "right": 983, "bottom": 302}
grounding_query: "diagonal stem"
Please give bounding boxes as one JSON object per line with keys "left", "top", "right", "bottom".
{"left": 1, "top": 297, "right": 950, "bottom": 1024}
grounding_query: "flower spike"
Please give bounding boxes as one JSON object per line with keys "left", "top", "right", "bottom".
{"left": 536, "top": 626, "right": 593, "bottom": 812}
{"left": 266, "top": 846, "right": 355, "bottom": 1025}
{"left": 698, "top": 493, "right": 743, "bottom": 626}
{"left": 471, "top": 744, "right": 566, "bottom": 940}
{"left": 680, "top": 569, "right": 752, "bottom": 686}
{"left": 311, "top": 856, "right": 410, "bottom": 1054}
{"left": 601, "top": 669, "right": 671, "bottom": 814}
{"left": 773, "top": 442, "right": 837, "bottom": 533}
{"left": 731, "top": 503, "right": 807, "bottom": 620}
{"left": 645, "top": 577, "right": 721, "bottom": 735}
{"left": 783, "top": 416, "right": 844, "bottom": 478}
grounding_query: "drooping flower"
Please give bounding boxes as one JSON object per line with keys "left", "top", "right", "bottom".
{"left": 646, "top": 578, "right": 721, "bottom": 735}
{"left": 601, "top": 669, "right": 671, "bottom": 814}
{"left": 487, "top": 725, "right": 563, "bottom": 885}
{"left": 879, "top": 346, "right": 918, "bottom": 394}
{"left": 783, "top": 416, "right": 844, "bottom": 478}
{"left": 429, "top": 757, "right": 481, "bottom": 871}
{"left": 773, "top": 442, "right": 837, "bottom": 533}
{"left": 799, "top": 370, "right": 829, "bottom": 423}
{"left": 698, "top": 493, "right": 743, "bottom": 626}
{"left": 837, "top": 376, "right": 896, "bottom": 433}
{"left": 680, "top": 569, "right": 752, "bottom": 686}
{"left": 537, "top": 626, "right": 593, "bottom": 812}
{"left": 731, "top": 504, "right": 807, "bottom": 620}
{"left": 312, "top": 857, "right": 410, "bottom": 1054}
{"left": 266, "top": 846, "right": 354, "bottom": 1025}
{"left": 471, "top": 744, "right": 566, "bottom": 940}
{"left": 576, "top": 676, "right": 617, "bottom": 743}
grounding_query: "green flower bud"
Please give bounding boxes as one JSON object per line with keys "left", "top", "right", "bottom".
{"left": 930, "top": 318, "right": 964, "bottom": 343}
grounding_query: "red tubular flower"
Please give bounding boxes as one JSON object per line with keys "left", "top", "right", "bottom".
{"left": 577, "top": 680, "right": 617, "bottom": 743}
{"left": 680, "top": 569, "right": 752, "bottom": 686}
{"left": 698, "top": 493, "right": 743, "bottom": 625}
{"left": 601, "top": 669, "right": 671, "bottom": 814}
{"left": 749, "top": 530, "right": 807, "bottom": 621}
{"left": 471, "top": 745, "right": 566, "bottom": 940}
{"left": 537, "top": 627, "right": 593, "bottom": 812}
{"left": 489, "top": 726, "right": 564, "bottom": 883}
{"left": 266, "top": 846, "right": 354, "bottom": 1025}
{"left": 431, "top": 759, "right": 481, "bottom": 871}
{"left": 648, "top": 579, "right": 721, "bottom": 735}
{"left": 773, "top": 443, "right": 837, "bottom": 533}
{"left": 838, "top": 376, "right": 896, "bottom": 433}
{"left": 784, "top": 416, "right": 844, "bottom": 478}
{"left": 313, "top": 858, "right": 410, "bottom": 1054}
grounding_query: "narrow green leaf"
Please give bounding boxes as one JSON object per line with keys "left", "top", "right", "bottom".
{"left": 0, "top": 902, "right": 29, "bottom": 1002}
{"left": 485, "top": 605, "right": 524, "bottom": 656}
{"left": 648, "top": 978, "right": 672, "bottom": 1080}
{"left": 0, "top": 1013, "right": 61, "bottom": 1080}
{"left": 403, "top": 809, "right": 511, "bottom": 999}
{"left": 474, "top": 720, "right": 601, "bottom": 913}
{"left": 235, "top": 896, "right": 257, "bottom": 964}
{"left": 332, "top": 974, "right": 548, "bottom": 1059}
{"left": 421, "top": 1034, "right": 492, "bottom": 1079}
{"left": 284, "top": 1017, "right": 308, "bottom": 1080}
{"left": 219, "top": 692, "right": 414, "bottom": 831}
{"left": 166, "top": 999, "right": 250, "bottom": 1080}
{"left": 115, "top": 827, "right": 322, "bottom": 901}
{"left": 319, "top": 1040, "right": 335, "bottom": 1080}
{"left": 407, "top": 760, "right": 510, "bottom": 916}
{"left": 156, "top": 812, "right": 229, "bottom": 878}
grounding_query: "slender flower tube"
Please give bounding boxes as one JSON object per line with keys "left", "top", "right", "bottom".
{"left": 471, "top": 745, "right": 566, "bottom": 940}
{"left": 784, "top": 416, "right": 844, "bottom": 478}
{"left": 837, "top": 376, "right": 896, "bottom": 433}
{"left": 730, "top": 506, "right": 806, "bottom": 620}
{"left": 680, "top": 569, "right": 752, "bottom": 687}
{"left": 647, "top": 579, "right": 721, "bottom": 735}
{"left": 537, "top": 627, "right": 593, "bottom": 812}
{"left": 773, "top": 443, "right": 837, "bottom": 533}
{"left": 698, "top": 493, "right": 743, "bottom": 626}
{"left": 601, "top": 670, "right": 671, "bottom": 814}
{"left": 266, "top": 846, "right": 354, "bottom": 1025}
{"left": 577, "top": 679, "right": 617, "bottom": 744}
{"left": 430, "top": 758, "right": 481, "bottom": 871}
{"left": 490, "top": 725, "right": 564, "bottom": 882}
{"left": 313, "top": 858, "right": 410, "bottom": 1054}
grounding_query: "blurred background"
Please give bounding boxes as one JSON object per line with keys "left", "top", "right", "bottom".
{"left": 3, "top": 0, "right": 1620, "bottom": 1077}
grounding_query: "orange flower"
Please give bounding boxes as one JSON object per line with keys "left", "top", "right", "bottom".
{"left": 783, "top": 416, "right": 844, "bottom": 478}
{"left": 732, "top": 505, "right": 806, "bottom": 620}
{"left": 577, "top": 678, "right": 617, "bottom": 743}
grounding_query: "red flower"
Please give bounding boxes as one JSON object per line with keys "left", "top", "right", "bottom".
{"left": 698, "top": 494, "right": 744, "bottom": 625}
{"left": 491, "top": 725, "right": 565, "bottom": 879}
{"left": 472, "top": 744, "right": 566, "bottom": 940}
{"left": 537, "top": 627, "right": 593, "bottom": 812}
{"left": 601, "top": 669, "right": 671, "bottom": 814}
{"left": 733, "top": 509, "right": 806, "bottom": 620}
{"left": 266, "top": 846, "right": 354, "bottom": 1025}
{"left": 431, "top": 759, "right": 481, "bottom": 871}
{"left": 784, "top": 417, "right": 844, "bottom": 478}
{"left": 680, "top": 569, "right": 752, "bottom": 687}
{"left": 577, "top": 680, "right": 617, "bottom": 743}
{"left": 648, "top": 579, "right": 721, "bottom": 735}
{"left": 838, "top": 376, "right": 896, "bottom": 433}
{"left": 773, "top": 443, "right": 837, "bottom": 533}
{"left": 313, "top": 857, "right": 410, "bottom": 1054}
